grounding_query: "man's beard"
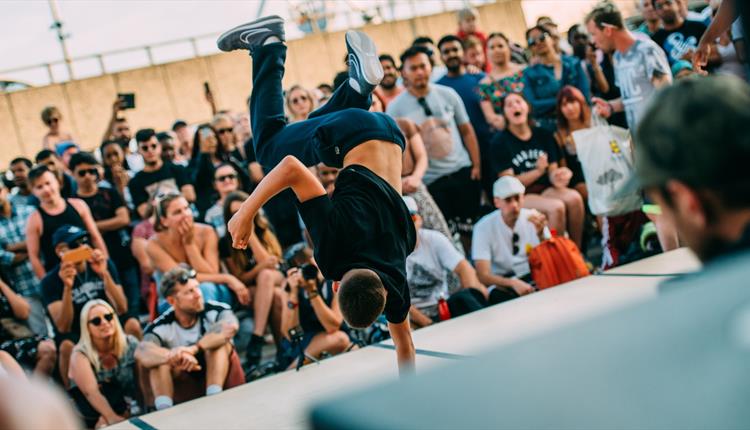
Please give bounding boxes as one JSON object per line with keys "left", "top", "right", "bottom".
{"left": 446, "top": 58, "right": 462, "bottom": 74}
{"left": 380, "top": 75, "right": 397, "bottom": 90}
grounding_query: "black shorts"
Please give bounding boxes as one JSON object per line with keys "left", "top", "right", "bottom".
{"left": 0, "top": 336, "right": 47, "bottom": 368}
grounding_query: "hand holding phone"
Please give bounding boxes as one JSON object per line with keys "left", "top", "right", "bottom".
{"left": 61, "top": 245, "right": 93, "bottom": 264}
{"left": 117, "top": 93, "right": 136, "bottom": 110}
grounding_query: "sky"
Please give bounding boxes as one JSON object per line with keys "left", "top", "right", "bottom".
{"left": 0, "top": 0, "right": 487, "bottom": 87}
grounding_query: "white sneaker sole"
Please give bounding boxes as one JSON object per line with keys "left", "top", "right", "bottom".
{"left": 217, "top": 15, "right": 284, "bottom": 50}
{"left": 345, "top": 30, "right": 383, "bottom": 86}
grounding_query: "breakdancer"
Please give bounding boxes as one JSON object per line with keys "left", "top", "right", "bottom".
{"left": 218, "top": 16, "right": 417, "bottom": 372}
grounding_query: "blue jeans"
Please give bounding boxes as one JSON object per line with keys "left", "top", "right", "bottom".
{"left": 249, "top": 43, "right": 404, "bottom": 170}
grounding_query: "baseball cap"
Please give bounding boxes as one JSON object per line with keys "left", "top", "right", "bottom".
{"left": 402, "top": 196, "right": 419, "bottom": 215}
{"left": 493, "top": 176, "right": 525, "bottom": 199}
{"left": 633, "top": 76, "right": 750, "bottom": 191}
{"left": 52, "top": 225, "right": 88, "bottom": 247}
{"left": 55, "top": 141, "right": 78, "bottom": 157}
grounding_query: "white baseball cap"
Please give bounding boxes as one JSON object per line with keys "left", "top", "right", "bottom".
{"left": 493, "top": 176, "right": 525, "bottom": 199}
{"left": 402, "top": 195, "right": 419, "bottom": 215}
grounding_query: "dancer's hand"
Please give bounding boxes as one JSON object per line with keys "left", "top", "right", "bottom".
{"left": 228, "top": 206, "right": 256, "bottom": 249}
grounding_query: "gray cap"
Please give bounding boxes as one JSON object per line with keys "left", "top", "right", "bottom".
{"left": 634, "top": 75, "right": 750, "bottom": 191}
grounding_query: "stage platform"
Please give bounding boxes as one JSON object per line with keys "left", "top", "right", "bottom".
{"left": 111, "top": 248, "right": 700, "bottom": 430}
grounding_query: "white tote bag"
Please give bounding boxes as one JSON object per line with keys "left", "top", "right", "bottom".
{"left": 573, "top": 124, "right": 642, "bottom": 216}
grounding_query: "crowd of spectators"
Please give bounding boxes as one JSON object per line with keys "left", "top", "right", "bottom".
{"left": 0, "top": 0, "right": 746, "bottom": 426}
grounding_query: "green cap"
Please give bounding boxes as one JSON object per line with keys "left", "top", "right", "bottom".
{"left": 634, "top": 75, "right": 750, "bottom": 191}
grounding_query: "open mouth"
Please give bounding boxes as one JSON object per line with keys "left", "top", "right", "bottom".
{"left": 512, "top": 111, "right": 523, "bottom": 118}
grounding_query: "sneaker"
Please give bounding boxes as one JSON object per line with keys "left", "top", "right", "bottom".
{"left": 245, "top": 333, "right": 264, "bottom": 367}
{"left": 345, "top": 30, "right": 383, "bottom": 95}
{"left": 217, "top": 15, "right": 285, "bottom": 54}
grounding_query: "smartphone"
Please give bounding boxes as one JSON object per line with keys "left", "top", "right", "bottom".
{"left": 61, "top": 246, "right": 93, "bottom": 264}
{"left": 117, "top": 93, "right": 136, "bottom": 110}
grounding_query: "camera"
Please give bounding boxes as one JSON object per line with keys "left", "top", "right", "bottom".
{"left": 300, "top": 263, "right": 319, "bottom": 281}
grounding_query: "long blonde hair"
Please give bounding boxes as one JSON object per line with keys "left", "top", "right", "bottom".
{"left": 75, "top": 300, "right": 127, "bottom": 372}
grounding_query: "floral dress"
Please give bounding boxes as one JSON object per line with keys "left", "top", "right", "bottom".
{"left": 478, "top": 71, "right": 525, "bottom": 114}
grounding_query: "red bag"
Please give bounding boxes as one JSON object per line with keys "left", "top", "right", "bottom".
{"left": 528, "top": 236, "right": 590, "bottom": 289}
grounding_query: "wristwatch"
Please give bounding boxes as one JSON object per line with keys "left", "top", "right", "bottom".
{"left": 287, "top": 301, "right": 298, "bottom": 309}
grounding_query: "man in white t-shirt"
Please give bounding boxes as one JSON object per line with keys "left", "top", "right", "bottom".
{"left": 472, "top": 177, "right": 548, "bottom": 296}
{"left": 403, "top": 196, "right": 489, "bottom": 328}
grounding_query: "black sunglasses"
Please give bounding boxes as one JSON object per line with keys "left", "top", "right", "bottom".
{"left": 176, "top": 269, "right": 197, "bottom": 286}
{"left": 215, "top": 173, "right": 237, "bottom": 182}
{"left": 88, "top": 313, "right": 114, "bottom": 326}
{"left": 216, "top": 127, "right": 234, "bottom": 135}
{"left": 76, "top": 168, "right": 98, "bottom": 178}
{"left": 140, "top": 143, "right": 158, "bottom": 152}
{"left": 417, "top": 97, "right": 434, "bottom": 117}
{"left": 528, "top": 33, "right": 548, "bottom": 48}
{"left": 291, "top": 96, "right": 309, "bottom": 104}
{"left": 512, "top": 232, "right": 520, "bottom": 255}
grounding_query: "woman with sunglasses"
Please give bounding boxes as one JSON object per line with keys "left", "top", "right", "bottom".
{"left": 204, "top": 164, "right": 241, "bottom": 237}
{"left": 41, "top": 106, "right": 74, "bottom": 151}
{"left": 490, "top": 92, "right": 585, "bottom": 250}
{"left": 68, "top": 300, "right": 139, "bottom": 428}
{"left": 211, "top": 113, "right": 245, "bottom": 162}
{"left": 522, "top": 25, "right": 591, "bottom": 131}
{"left": 146, "top": 193, "right": 250, "bottom": 310}
{"left": 285, "top": 85, "right": 317, "bottom": 123}
{"left": 220, "top": 191, "right": 285, "bottom": 367}
{"left": 479, "top": 33, "right": 526, "bottom": 132}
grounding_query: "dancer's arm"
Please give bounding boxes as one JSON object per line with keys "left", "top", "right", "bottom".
{"left": 388, "top": 320, "right": 416, "bottom": 376}
{"left": 229, "top": 156, "right": 325, "bottom": 249}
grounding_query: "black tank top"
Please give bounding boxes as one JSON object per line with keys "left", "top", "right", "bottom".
{"left": 39, "top": 199, "right": 86, "bottom": 271}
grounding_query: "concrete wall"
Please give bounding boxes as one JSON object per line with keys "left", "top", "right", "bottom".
{"left": 0, "top": 0, "right": 636, "bottom": 167}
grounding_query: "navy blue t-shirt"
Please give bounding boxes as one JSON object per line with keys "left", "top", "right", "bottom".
{"left": 437, "top": 73, "right": 492, "bottom": 147}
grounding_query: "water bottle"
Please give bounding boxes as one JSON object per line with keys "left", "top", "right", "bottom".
{"left": 437, "top": 294, "right": 451, "bottom": 321}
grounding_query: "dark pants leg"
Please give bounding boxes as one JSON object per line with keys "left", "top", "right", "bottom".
{"left": 447, "top": 288, "right": 487, "bottom": 317}
{"left": 120, "top": 265, "right": 141, "bottom": 319}
{"left": 249, "top": 43, "right": 372, "bottom": 170}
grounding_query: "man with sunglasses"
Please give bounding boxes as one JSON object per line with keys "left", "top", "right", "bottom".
{"left": 40, "top": 224, "right": 136, "bottom": 386}
{"left": 472, "top": 176, "right": 548, "bottom": 298}
{"left": 136, "top": 265, "right": 241, "bottom": 410}
{"left": 71, "top": 152, "right": 141, "bottom": 330}
{"left": 128, "top": 128, "right": 196, "bottom": 219}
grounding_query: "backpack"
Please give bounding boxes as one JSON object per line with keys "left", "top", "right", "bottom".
{"left": 528, "top": 236, "right": 589, "bottom": 289}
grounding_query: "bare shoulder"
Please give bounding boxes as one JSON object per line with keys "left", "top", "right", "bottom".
{"left": 68, "top": 198, "right": 88, "bottom": 213}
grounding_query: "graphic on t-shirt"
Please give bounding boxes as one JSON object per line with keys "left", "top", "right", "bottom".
{"left": 71, "top": 280, "right": 104, "bottom": 305}
{"left": 664, "top": 32, "right": 698, "bottom": 64}
{"left": 511, "top": 148, "right": 548, "bottom": 171}
{"left": 407, "top": 262, "right": 449, "bottom": 307}
{"left": 144, "top": 178, "right": 179, "bottom": 200}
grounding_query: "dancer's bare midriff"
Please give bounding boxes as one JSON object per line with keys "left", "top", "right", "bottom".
{"left": 343, "top": 139, "right": 403, "bottom": 194}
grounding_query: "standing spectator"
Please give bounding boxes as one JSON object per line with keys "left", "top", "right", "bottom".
{"left": 0, "top": 277, "right": 56, "bottom": 376}
{"left": 135, "top": 265, "right": 243, "bottom": 410}
{"left": 463, "top": 36, "right": 487, "bottom": 72}
{"left": 102, "top": 97, "right": 143, "bottom": 173}
{"left": 403, "top": 196, "right": 491, "bottom": 328}
{"left": 437, "top": 35, "right": 494, "bottom": 198}
{"left": 0, "top": 182, "right": 47, "bottom": 336}
{"left": 41, "top": 225, "right": 136, "bottom": 387}
{"left": 34, "top": 149, "right": 78, "bottom": 199}
{"left": 25, "top": 165, "right": 108, "bottom": 278}
{"left": 374, "top": 54, "right": 403, "bottom": 109}
{"left": 472, "top": 176, "right": 547, "bottom": 297}
{"left": 478, "top": 33, "right": 526, "bottom": 132}
{"left": 146, "top": 193, "right": 248, "bottom": 307}
{"left": 537, "top": 16, "right": 575, "bottom": 55}
{"left": 40, "top": 106, "right": 73, "bottom": 151}
{"left": 554, "top": 86, "right": 592, "bottom": 201}
{"left": 56, "top": 142, "right": 80, "bottom": 171}
{"left": 523, "top": 25, "right": 591, "bottom": 131}
{"left": 157, "top": 132, "right": 186, "bottom": 166}
{"left": 204, "top": 163, "right": 241, "bottom": 238}
{"left": 220, "top": 192, "right": 285, "bottom": 367}
{"left": 128, "top": 128, "right": 196, "bottom": 219}
{"left": 68, "top": 300, "right": 139, "bottom": 428}
{"left": 71, "top": 152, "right": 141, "bottom": 329}
{"left": 8, "top": 157, "right": 35, "bottom": 208}
{"left": 100, "top": 141, "right": 134, "bottom": 210}
{"left": 651, "top": 0, "right": 716, "bottom": 66}
{"left": 412, "top": 36, "right": 448, "bottom": 82}
{"left": 211, "top": 113, "right": 245, "bottom": 162}
{"left": 171, "top": 120, "right": 193, "bottom": 164}
{"left": 285, "top": 85, "right": 317, "bottom": 123}
{"left": 636, "top": 0, "right": 662, "bottom": 36}
{"left": 490, "top": 92, "right": 585, "bottom": 249}
{"left": 388, "top": 45, "right": 482, "bottom": 248}
{"left": 456, "top": 7, "right": 489, "bottom": 72}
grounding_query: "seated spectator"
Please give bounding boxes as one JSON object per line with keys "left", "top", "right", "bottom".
{"left": 523, "top": 25, "right": 590, "bottom": 131}
{"left": 25, "top": 165, "right": 108, "bottom": 278}
{"left": 554, "top": 86, "right": 591, "bottom": 201}
{"left": 146, "top": 193, "right": 248, "bottom": 308}
{"left": 129, "top": 128, "right": 196, "bottom": 219}
{"left": 41, "top": 225, "right": 138, "bottom": 387}
{"left": 0, "top": 277, "right": 56, "bottom": 376}
{"left": 100, "top": 140, "right": 135, "bottom": 210}
{"left": 56, "top": 142, "right": 80, "bottom": 171}
{"left": 8, "top": 157, "right": 35, "bottom": 208}
{"left": 479, "top": 33, "right": 526, "bottom": 132}
{"left": 204, "top": 164, "right": 241, "bottom": 238}
{"left": 71, "top": 152, "right": 141, "bottom": 331}
{"left": 135, "top": 265, "right": 244, "bottom": 410}
{"left": 68, "top": 300, "right": 139, "bottom": 428}
{"left": 157, "top": 131, "right": 187, "bottom": 167}
{"left": 537, "top": 16, "right": 574, "bottom": 55}
{"left": 211, "top": 113, "right": 245, "bottom": 162}
{"left": 34, "top": 149, "right": 78, "bottom": 199}
{"left": 0, "top": 181, "right": 47, "bottom": 336}
{"left": 490, "top": 92, "right": 584, "bottom": 249}
{"left": 279, "top": 259, "right": 352, "bottom": 369}
{"left": 285, "top": 85, "right": 317, "bottom": 123}
{"left": 403, "top": 196, "right": 497, "bottom": 329}
{"left": 472, "top": 176, "right": 549, "bottom": 297}
{"left": 41, "top": 106, "right": 74, "bottom": 151}
{"left": 315, "top": 164, "right": 339, "bottom": 196}
{"left": 220, "top": 191, "right": 285, "bottom": 367}
{"left": 171, "top": 120, "right": 193, "bottom": 164}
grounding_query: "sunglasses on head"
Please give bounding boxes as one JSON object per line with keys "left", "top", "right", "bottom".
{"left": 175, "top": 269, "right": 197, "bottom": 285}
{"left": 528, "top": 33, "right": 548, "bottom": 48}
{"left": 140, "top": 143, "right": 158, "bottom": 152}
{"left": 216, "top": 127, "right": 233, "bottom": 135}
{"left": 291, "top": 96, "right": 309, "bottom": 104}
{"left": 215, "top": 173, "right": 237, "bottom": 182}
{"left": 76, "top": 168, "right": 98, "bottom": 178}
{"left": 88, "top": 312, "right": 114, "bottom": 326}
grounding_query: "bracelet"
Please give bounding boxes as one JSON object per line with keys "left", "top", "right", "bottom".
{"left": 308, "top": 289, "right": 320, "bottom": 300}
{"left": 287, "top": 301, "right": 298, "bottom": 309}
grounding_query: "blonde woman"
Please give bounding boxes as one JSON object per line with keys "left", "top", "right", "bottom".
{"left": 41, "top": 106, "right": 74, "bottom": 151}
{"left": 68, "top": 300, "right": 139, "bottom": 428}
{"left": 285, "top": 85, "right": 317, "bottom": 122}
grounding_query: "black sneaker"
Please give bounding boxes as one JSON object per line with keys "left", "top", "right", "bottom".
{"left": 217, "top": 15, "right": 285, "bottom": 54}
{"left": 245, "top": 333, "right": 264, "bottom": 367}
{"left": 345, "top": 30, "right": 383, "bottom": 95}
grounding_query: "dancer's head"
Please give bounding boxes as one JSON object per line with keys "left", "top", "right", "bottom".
{"left": 337, "top": 268, "right": 386, "bottom": 328}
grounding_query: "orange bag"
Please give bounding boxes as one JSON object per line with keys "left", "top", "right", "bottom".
{"left": 528, "top": 236, "right": 590, "bottom": 289}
